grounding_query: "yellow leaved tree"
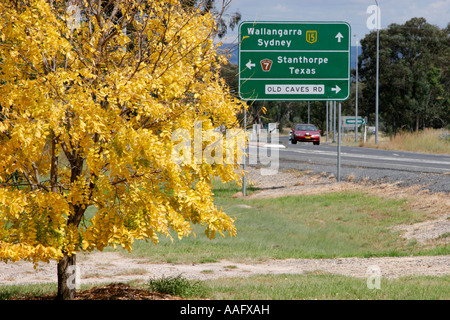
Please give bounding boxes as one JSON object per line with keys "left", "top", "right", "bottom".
{"left": 0, "top": 0, "right": 245, "bottom": 299}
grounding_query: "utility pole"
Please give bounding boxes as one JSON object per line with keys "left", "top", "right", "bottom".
{"left": 375, "top": 0, "right": 380, "bottom": 144}
{"left": 308, "top": 101, "right": 310, "bottom": 123}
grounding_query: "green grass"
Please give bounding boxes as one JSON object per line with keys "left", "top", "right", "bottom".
{"left": 2, "top": 273, "right": 448, "bottom": 300}
{"left": 116, "top": 180, "right": 447, "bottom": 263}
{"left": 144, "top": 272, "right": 450, "bottom": 300}
{"left": 202, "top": 274, "right": 450, "bottom": 300}
{"left": 0, "top": 283, "right": 57, "bottom": 300}
{"left": 147, "top": 274, "right": 208, "bottom": 298}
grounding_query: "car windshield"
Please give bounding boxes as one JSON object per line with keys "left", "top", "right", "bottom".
{"left": 295, "top": 125, "right": 317, "bottom": 131}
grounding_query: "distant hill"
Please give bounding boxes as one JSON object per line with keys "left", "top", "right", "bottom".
{"left": 218, "top": 43, "right": 362, "bottom": 69}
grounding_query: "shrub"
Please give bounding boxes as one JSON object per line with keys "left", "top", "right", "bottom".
{"left": 147, "top": 274, "right": 208, "bottom": 298}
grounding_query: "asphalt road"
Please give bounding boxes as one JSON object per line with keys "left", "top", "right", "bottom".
{"left": 248, "top": 137, "right": 450, "bottom": 193}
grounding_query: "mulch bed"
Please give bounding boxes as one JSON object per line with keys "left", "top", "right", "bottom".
{"left": 13, "top": 283, "right": 185, "bottom": 300}
{"left": 74, "top": 283, "right": 185, "bottom": 300}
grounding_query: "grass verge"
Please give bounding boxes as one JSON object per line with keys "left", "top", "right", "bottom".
{"left": 361, "top": 128, "right": 450, "bottom": 155}
{"left": 118, "top": 180, "right": 447, "bottom": 263}
{"left": 202, "top": 273, "right": 450, "bottom": 300}
{"left": 0, "top": 283, "right": 57, "bottom": 300}
{"left": 2, "top": 179, "right": 447, "bottom": 300}
{"left": 2, "top": 273, "right": 448, "bottom": 300}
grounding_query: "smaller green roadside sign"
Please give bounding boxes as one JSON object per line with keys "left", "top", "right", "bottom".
{"left": 345, "top": 118, "right": 365, "bottom": 125}
{"left": 239, "top": 21, "right": 351, "bottom": 101}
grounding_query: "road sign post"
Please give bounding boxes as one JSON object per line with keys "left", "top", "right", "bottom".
{"left": 239, "top": 21, "right": 351, "bottom": 101}
{"left": 239, "top": 21, "right": 351, "bottom": 183}
{"left": 338, "top": 102, "right": 341, "bottom": 182}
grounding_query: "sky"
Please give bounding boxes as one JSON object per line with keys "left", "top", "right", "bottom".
{"left": 219, "top": 0, "right": 450, "bottom": 45}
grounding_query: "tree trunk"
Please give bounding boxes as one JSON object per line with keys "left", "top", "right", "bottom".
{"left": 57, "top": 253, "right": 77, "bottom": 300}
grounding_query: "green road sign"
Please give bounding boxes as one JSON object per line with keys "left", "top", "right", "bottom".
{"left": 239, "top": 21, "right": 351, "bottom": 101}
{"left": 345, "top": 118, "right": 365, "bottom": 125}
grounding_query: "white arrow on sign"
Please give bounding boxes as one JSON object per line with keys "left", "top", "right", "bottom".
{"left": 246, "top": 60, "right": 256, "bottom": 70}
{"left": 331, "top": 85, "right": 341, "bottom": 94}
{"left": 335, "top": 32, "right": 344, "bottom": 43}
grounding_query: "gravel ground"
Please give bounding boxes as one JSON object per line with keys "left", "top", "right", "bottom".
{"left": 0, "top": 167, "right": 448, "bottom": 287}
{"left": 277, "top": 159, "right": 450, "bottom": 194}
{"left": 0, "top": 252, "right": 448, "bottom": 287}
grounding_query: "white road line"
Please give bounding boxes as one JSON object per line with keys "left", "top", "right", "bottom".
{"left": 279, "top": 148, "right": 450, "bottom": 169}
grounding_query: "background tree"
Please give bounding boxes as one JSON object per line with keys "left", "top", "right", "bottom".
{"left": 0, "top": 0, "right": 244, "bottom": 299}
{"left": 359, "top": 18, "right": 449, "bottom": 134}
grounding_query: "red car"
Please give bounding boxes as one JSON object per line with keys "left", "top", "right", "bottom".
{"left": 290, "top": 124, "right": 321, "bottom": 145}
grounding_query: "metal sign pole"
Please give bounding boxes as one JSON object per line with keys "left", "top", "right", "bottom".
{"left": 337, "top": 102, "right": 342, "bottom": 182}
{"left": 333, "top": 101, "right": 336, "bottom": 143}
{"left": 243, "top": 106, "right": 247, "bottom": 197}
{"left": 355, "top": 36, "right": 359, "bottom": 142}
{"left": 326, "top": 101, "right": 329, "bottom": 143}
